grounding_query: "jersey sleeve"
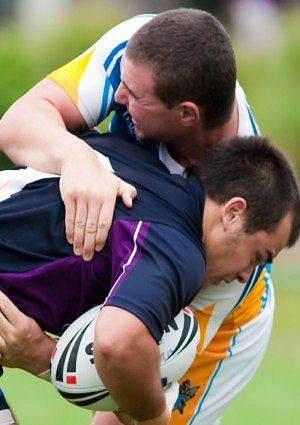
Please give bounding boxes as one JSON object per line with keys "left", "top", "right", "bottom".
{"left": 48, "top": 15, "right": 154, "bottom": 127}
{"left": 104, "top": 220, "right": 205, "bottom": 343}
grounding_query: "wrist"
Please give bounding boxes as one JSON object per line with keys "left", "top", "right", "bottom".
{"left": 116, "top": 405, "right": 170, "bottom": 425}
{"left": 31, "top": 335, "right": 56, "bottom": 375}
{"left": 37, "top": 368, "right": 51, "bottom": 382}
{"left": 59, "top": 138, "right": 99, "bottom": 174}
{"left": 141, "top": 406, "right": 171, "bottom": 425}
{"left": 139, "top": 406, "right": 170, "bottom": 425}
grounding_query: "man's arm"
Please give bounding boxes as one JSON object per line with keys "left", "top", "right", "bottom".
{"left": 94, "top": 306, "right": 170, "bottom": 425}
{"left": 0, "top": 78, "right": 136, "bottom": 260}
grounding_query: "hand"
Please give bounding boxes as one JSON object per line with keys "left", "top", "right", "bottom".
{"left": 0, "top": 291, "right": 56, "bottom": 375}
{"left": 60, "top": 154, "right": 137, "bottom": 261}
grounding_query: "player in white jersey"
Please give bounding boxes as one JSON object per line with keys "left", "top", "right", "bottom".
{"left": 0, "top": 9, "right": 279, "bottom": 425}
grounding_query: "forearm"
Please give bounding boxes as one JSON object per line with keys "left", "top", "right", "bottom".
{"left": 99, "top": 343, "right": 165, "bottom": 420}
{"left": 94, "top": 307, "right": 167, "bottom": 422}
{"left": 0, "top": 95, "right": 98, "bottom": 174}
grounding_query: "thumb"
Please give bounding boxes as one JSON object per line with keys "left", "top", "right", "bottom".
{"left": 117, "top": 181, "right": 137, "bottom": 208}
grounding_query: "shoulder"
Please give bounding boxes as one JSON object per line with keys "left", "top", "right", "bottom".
{"left": 107, "top": 220, "right": 205, "bottom": 341}
{"left": 236, "top": 81, "right": 260, "bottom": 136}
{"left": 93, "top": 14, "right": 155, "bottom": 59}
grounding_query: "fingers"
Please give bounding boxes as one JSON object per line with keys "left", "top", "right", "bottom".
{"left": 0, "top": 314, "right": 9, "bottom": 356}
{"left": 72, "top": 198, "right": 88, "bottom": 257}
{"left": 65, "top": 197, "right": 76, "bottom": 245}
{"left": 118, "top": 182, "right": 137, "bottom": 208}
{"left": 94, "top": 199, "right": 114, "bottom": 253}
{"left": 0, "top": 290, "right": 23, "bottom": 323}
{"left": 61, "top": 171, "right": 137, "bottom": 262}
{"left": 64, "top": 194, "right": 114, "bottom": 261}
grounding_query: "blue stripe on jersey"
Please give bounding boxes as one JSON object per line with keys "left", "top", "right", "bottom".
{"left": 0, "top": 388, "right": 9, "bottom": 410}
{"left": 189, "top": 360, "right": 224, "bottom": 424}
{"left": 230, "top": 264, "right": 265, "bottom": 312}
{"left": 99, "top": 77, "right": 113, "bottom": 122}
{"left": 227, "top": 327, "right": 241, "bottom": 357}
{"left": 264, "top": 262, "right": 272, "bottom": 274}
{"left": 104, "top": 40, "right": 127, "bottom": 88}
{"left": 189, "top": 324, "right": 242, "bottom": 424}
{"left": 99, "top": 41, "right": 127, "bottom": 122}
{"left": 246, "top": 105, "right": 258, "bottom": 135}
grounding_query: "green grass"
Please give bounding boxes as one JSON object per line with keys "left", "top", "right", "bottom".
{"left": 2, "top": 369, "right": 92, "bottom": 425}
{"left": 222, "top": 256, "right": 300, "bottom": 425}
{"left": 1, "top": 256, "right": 299, "bottom": 425}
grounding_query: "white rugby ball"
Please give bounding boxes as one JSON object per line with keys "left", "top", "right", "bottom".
{"left": 51, "top": 305, "right": 199, "bottom": 411}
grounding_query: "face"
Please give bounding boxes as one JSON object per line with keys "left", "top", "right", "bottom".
{"left": 203, "top": 202, "right": 292, "bottom": 287}
{"left": 115, "top": 56, "right": 185, "bottom": 143}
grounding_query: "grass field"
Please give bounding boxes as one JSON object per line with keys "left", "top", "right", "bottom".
{"left": 222, "top": 254, "right": 300, "bottom": 425}
{"left": 1, "top": 253, "right": 299, "bottom": 425}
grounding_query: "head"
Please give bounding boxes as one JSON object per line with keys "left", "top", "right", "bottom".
{"left": 187, "top": 136, "right": 300, "bottom": 286}
{"left": 115, "top": 8, "right": 236, "bottom": 142}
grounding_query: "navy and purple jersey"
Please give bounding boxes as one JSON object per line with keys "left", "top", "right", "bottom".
{"left": 0, "top": 131, "right": 205, "bottom": 342}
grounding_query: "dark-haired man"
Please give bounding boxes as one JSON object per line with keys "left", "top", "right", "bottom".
{"left": 0, "top": 8, "right": 284, "bottom": 425}
{"left": 0, "top": 131, "right": 299, "bottom": 425}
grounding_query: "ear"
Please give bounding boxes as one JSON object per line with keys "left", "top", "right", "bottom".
{"left": 178, "top": 101, "right": 200, "bottom": 127}
{"left": 221, "top": 197, "right": 247, "bottom": 231}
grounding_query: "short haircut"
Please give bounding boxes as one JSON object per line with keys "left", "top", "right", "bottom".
{"left": 187, "top": 136, "right": 300, "bottom": 248}
{"left": 125, "top": 8, "right": 236, "bottom": 129}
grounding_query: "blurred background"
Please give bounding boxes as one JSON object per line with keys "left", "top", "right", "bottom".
{"left": 0, "top": 1, "right": 299, "bottom": 424}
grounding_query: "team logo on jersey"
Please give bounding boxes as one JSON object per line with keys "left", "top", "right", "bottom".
{"left": 173, "top": 379, "right": 200, "bottom": 414}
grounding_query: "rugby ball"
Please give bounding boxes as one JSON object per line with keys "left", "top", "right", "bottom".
{"left": 51, "top": 305, "right": 199, "bottom": 411}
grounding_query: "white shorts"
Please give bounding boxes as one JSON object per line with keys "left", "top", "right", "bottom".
{"left": 170, "top": 268, "right": 274, "bottom": 425}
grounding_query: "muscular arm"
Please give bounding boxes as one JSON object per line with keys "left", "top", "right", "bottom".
{"left": 0, "top": 78, "right": 87, "bottom": 172}
{"left": 0, "top": 78, "right": 136, "bottom": 259}
{"left": 94, "top": 306, "right": 169, "bottom": 424}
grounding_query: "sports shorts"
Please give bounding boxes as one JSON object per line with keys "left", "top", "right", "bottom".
{"left": 171, "top": 270, "right": 274, "bottom": 424}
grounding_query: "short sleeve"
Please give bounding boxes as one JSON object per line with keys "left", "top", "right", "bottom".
{"left": 48, "top": 15, "right": 154, "bottom": 127}
{"left": 104, "top": 220, "right": 205, "bottom": 342}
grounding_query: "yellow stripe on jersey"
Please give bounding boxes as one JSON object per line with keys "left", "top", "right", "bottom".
{"left": 223, "top": 268, "right": 267, "bottom": 328}
{"left": 48, "top": 48, "right": 95, "bottom": 107}
{"left": 194, "top": 304, "right": 216, "bottom": 354}
{"left": 172, "top": 322, "right": 238, "bottom": 424}
{"left": 170, "top": 273, "right": 267, "bottom": 423}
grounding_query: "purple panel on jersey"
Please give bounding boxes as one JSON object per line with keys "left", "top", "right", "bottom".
{"left": 0, "top": 219, "right": 151, "bottom": 336}
{"left": 0, "top": 254, "right": 109, "bottom": 335}
{"left": 105, "top": 220, "right": 151, "bottom": 304}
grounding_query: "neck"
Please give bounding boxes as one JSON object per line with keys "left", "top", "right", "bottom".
{"left": 168, "top": 100, "right": 238, "bottom": 167}
{"left": 201, "top": 198, "right": 217, "bottom": 246}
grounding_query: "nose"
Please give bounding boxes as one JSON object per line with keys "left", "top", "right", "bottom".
{"left": 115, "top": 83, "right": 128, "bottom": 105}
{"left": 237, "top": 265, "right": 255, "bottom": 283}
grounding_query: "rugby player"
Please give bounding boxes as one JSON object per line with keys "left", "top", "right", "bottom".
{"left": 0, "top": 131, "right": 299, "bottom": 425}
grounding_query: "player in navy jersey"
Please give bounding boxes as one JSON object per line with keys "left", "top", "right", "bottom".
{"left": 0, "top": 8, "right": 296, "bottom": 425}
{"left": 0, "top": 130, "right": 299, "bottom": 425}
{"left": 0, "top": 130, "right": 205, "bottom": 341}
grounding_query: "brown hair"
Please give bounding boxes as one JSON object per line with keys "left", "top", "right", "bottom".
{"left": 126, "top": 9, "right": 236, "bottom": 129}
{"left": 188, "top": 136, "right": 300, "bottom": 247}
